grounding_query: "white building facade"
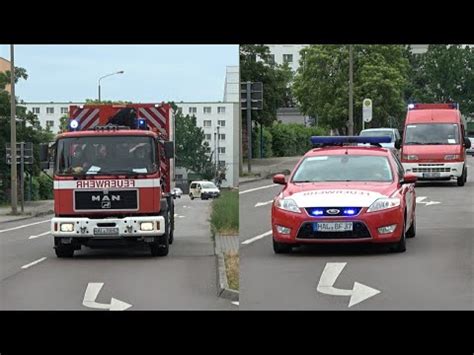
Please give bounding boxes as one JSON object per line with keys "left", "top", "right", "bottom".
{"left": 266, "top": 44, "right": 309, "bottom": 72}
{"left": 22, "top": 102, "right": 83, "bottom": 133}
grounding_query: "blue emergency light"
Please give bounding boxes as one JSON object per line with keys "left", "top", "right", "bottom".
{"left": 310, "top": 136, "right": 392, "bottom": 146}
{"left": 136, "top": 117, "right": 148, "bottom": 130}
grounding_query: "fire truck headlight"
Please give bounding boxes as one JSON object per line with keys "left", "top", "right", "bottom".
{"left": 140, "top": 222, "right": 154, "bottom": 231}
{"left": 60, "top": 223, "right": 75, "bottom": 232}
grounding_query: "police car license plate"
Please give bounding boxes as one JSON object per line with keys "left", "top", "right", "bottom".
{"left": 93, "top": 227, "right": 119, "bottom": 236}
{"left": 314, "top": 222, "right": 353, "bottom": 232}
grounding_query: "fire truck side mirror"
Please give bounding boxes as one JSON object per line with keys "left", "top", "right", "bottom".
{"left": 164, "top": 141, "right": 174, "bottom": 159}
{"left": 39, "top": 143, "right": 49, "bottom": 163}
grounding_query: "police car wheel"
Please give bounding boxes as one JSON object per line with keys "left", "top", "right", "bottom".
{"left": 273, "top": 238, "right": 292, "bottom": 254}
{"left": 190, "top": 194, "right": 194, "bottom": 200}
{"left": 55, "top": 245, "right": 74, "bottom": 258}
{"left": 390, "top": 216, "right": 406, "bottom": 253}
{"left": 406, "top": 215, "right": 416, "bottom": 238}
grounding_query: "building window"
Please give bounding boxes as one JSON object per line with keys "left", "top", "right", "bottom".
{"left": 60, "top": 107, "right": 68, "bottom": 114}
{"left": 203, "top": 106, "right": 212, "bottom": 114}
{"left": 203, "top": 120, "right": 212, "bottom": 127}
{"left": 32, "top": 107, "right": 40, "bottom": 114}
{"left": 218, "top": 147, "right": 226, "bottom": 154}
{"left": 218, "top": 120, "right": 226, "bottom": 127}
{"left": 283, "top": 54, "right": 293, "bottom": 63}
{"left": 46, "top": 107, "right": 54, "bottom": 114}
{"left": 218, "top": 160, "right": 226, "bottom": 167}
{"left": 205, "top": 134, "right": 211, "bottom": 140}
{"left": 46, "top": 120, "right": 54, "bottom": 128}
{"left": 189, "top": 107, "right": 197, "bottom": 114}
{"left": 217, "top": 106, "right": 226, "bottom": 114}
{"left": 219, "top": 133, "right": 226, "bottom": 140}
{"left": 268, "top": 54, "right": 275, "bottom": 65}
{"left": 176, "top": 107, "right": 182, "bottom": 115}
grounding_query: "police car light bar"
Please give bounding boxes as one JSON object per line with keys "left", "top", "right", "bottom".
{"left": 310, "top": 136, "right": 392, "bottom": 146}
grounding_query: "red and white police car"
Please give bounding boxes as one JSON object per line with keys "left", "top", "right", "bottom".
{"left": 271, "top": 136, "right": 417, "bottom": 254}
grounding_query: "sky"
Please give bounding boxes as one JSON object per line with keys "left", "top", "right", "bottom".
{"left": 0, "top": 45, "right": 238, "bottom": 103}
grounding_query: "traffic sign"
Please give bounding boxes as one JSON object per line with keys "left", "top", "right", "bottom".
{"left": 363, "top": 98, "right": 372, "bottom": 123}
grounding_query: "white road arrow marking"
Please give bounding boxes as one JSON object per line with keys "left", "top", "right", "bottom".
{"left": 317, "top": 262, "right": 380, "bottom": 308}
{"left": 241, "top": 230, "right": 272, "bottom": 245}
{"left": 82, "top": 282, "right": 132, "bottom": 311}
{"left": 416, "top": 196, "right": 441, "bottom": 206}
{"left": 254, "top": 200, "right": 273, "bottom": 207}
{"left": 231, "top": 301, "right": 239, "bottom": 306}
{"left": 29, "top": 231, "right": 51, "bottom": 239}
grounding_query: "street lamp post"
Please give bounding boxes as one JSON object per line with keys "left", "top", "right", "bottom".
{"left": 98, "top": 70, "right": 124, "bottom": 102}
{"left": 10, "top": 44, "right": 18, "bottom": 215}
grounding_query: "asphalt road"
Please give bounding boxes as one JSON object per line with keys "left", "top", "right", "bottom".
{"left": 239, "top": 156, "right": 474, "bottom": 310}
{"left": 0, "top": 196, "right": 234, "bottom": 310}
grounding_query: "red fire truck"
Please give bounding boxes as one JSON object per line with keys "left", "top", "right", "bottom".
{"left": 40, "top": 103, "right": 175, "bottom": 257}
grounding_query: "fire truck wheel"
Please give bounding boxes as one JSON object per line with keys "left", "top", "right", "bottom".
{"left": 55, "top": 245, "right": 75, "bottom": 258}
{"left": 457, "top": 166, "right": 466, "bottom": 186}
{"left": 150, "top": 211, "right": 170, "bottom": 256}
{"left": 169, "top": 203, "right": 175, "bottom": 245}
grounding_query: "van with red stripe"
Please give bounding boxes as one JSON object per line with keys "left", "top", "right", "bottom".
{"left": 39, "top": 104, "right": 176, "bottom": 257}
{"left": 400, "top": 103, "right": 472, "bottom": 186}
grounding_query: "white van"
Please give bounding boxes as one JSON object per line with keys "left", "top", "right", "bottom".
{"left": 189, "top": 181, "right": 220, "bottom": 200}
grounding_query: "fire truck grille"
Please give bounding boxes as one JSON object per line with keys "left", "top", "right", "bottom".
{"left": 412, "top": 167, "right": 450, "bottom": 173}
{"left": 74, "top": 190, "right": 138, "bottom": 211}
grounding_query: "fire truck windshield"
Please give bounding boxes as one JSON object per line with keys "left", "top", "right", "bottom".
{"left": 56, "top": 136, "right": 157, "bottom": 176}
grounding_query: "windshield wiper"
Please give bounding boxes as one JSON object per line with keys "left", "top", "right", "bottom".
{"left": 293, "top": 180, "right": 314, "bottom": 183}
{"left": 404, "top": 142, "right": 424, "bottom": 145}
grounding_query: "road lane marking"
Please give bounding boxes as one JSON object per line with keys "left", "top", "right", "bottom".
{"left": 239, "top": 184, "right": 279, "bottom": 195}
{"left": 241, "top": 230, "right": 272, "bottom": 245}
{"left": 0, "top": 219, "right": 50, "bottom": 234}
{"left": 21, "top": 257, "right": 47, "bottom": 269}
{"left": 82, "top": 282, "right": 132, "bottom": 311}
{"left": 317, "top": 262, "right": 381, "bottom": 308}
{"left": 255, "top": 200, "right": 273, "bottom": 207}
{"left": 29, "top": 231, "right": 51, "bottom": 240}
{"left": 231, "top": 301, "right": 239, "bottom": 306}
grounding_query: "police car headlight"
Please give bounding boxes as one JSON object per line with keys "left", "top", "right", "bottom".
{"left": 60, "top": 223, "right": 75, "bottom": 232}
{"left": 367, "top": 198, "right": 400, "bottom": 213}
{"left": 276, "top": 198, "right": 301, "bottom": 214}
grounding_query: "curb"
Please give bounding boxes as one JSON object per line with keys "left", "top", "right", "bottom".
{"left": 214, "top": 236, "right": 239, "bottom": 302}
{"left": 0, "top": 208, "right": 54, "bottom": 225}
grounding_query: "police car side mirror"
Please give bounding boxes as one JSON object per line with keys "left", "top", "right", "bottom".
{"left": 402, "top": 173, "right": 417, "bottom": 184}
{"left": 273, "top": 174, "right": 286, "bottom": 185}
{"left": 464, "top": 137, "right": 471, "bottom": 149}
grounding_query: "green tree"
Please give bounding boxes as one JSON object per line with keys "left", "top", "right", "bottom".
{"left": 407, "top": 45, "right": 474, "bottom": 116}
{"left": 240, "top": 45, "right": 293, "bottom": 126}
{"left": 293, "top": 45, "right": 410, "bottom": 133}
{"left": 171, "top": 103, "right": 216, "bottom": 180}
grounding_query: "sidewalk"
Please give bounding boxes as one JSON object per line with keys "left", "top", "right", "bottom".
{"left": 239, "top": 156, "right": 301, "bottom": 185}
{"left": 0, "top": 200, "right": 54, "bottom": 224}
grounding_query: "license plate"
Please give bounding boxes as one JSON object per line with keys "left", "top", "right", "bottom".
{"left": 93, "top": 227, "right": 119, "bottom": 236}
{"left": 423, "top": 172, "right": 441, "bottom": 178}
{"left": 314, "top": 222, "right": 353, "bottom": 232}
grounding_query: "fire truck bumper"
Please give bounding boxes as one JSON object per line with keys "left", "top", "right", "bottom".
{"left": 51, "top": 216, "right": 166, "bottom": 239}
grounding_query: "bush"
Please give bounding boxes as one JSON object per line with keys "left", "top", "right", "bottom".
{"left": 26, "top": 175, "right": 41, "bottom": 201}
{"left": 37, "top": 173, "right": 53, "bottom": 200}
{"left": 269, "top": 123, "right": 327, "bottom": 157}
{"left": 252, "top": 126, "right": 273, "bottom": 158}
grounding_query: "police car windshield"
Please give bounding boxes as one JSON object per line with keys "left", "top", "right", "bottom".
{"left": 56, "top": 136, "right": 156, "bottom": 176}
{"left": 292, "top": 155, "right": 393, "bottom": 182}
{"left": 404, "top": 124, "right": 459, "bottom": 145}
{"left": 201, "top": 182, "right": 217, "bottom": 189}
{"left": 360, "top": 130, "right": 394, "bottom": 140}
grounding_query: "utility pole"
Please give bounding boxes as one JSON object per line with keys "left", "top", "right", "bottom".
{"left": 246, "top": 81, "right": 252, "bottom": 173}
{"left": 10, "top": 44, "right": 18, "bottom": 215}
{"left": 216, "top": 125, "right": 220, "bottom": 179}
{"left": 348, "top": 45, "right": 354, "bottom": 136}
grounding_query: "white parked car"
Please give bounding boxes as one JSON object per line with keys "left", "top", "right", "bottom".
{"left": 189, "top": 181, "right": 220, "bottom": 200}
{"left": 172, "top": 187, "right": 183, "bottom": 198}
{"left": 467, "top": 137, "right": 474, "bottom": 156}
{"left": 359, "top": 128, "right": 401, "bottom": 151}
